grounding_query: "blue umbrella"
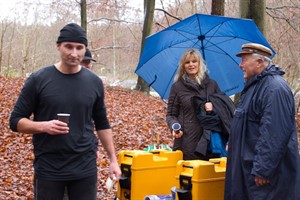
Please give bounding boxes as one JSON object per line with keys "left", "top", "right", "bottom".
{"left": 135, "top": 14, "right": 275, "bottom": 99}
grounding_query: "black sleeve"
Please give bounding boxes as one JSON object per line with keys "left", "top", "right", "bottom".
{"left": 9, "top": 75, "right": 37, "bottom": 132}
{"left": 92, "top": 78, "right": 111, "bottom": 130}
{"left": 166, "top": 83, "right": 181, "bottom": 130}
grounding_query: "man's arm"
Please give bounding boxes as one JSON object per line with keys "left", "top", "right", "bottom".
{"left": 16, "top": 118, "right": 69, "bottom": 135}
{"left": 96, "top": 128, "right": 121, "bottom": 180}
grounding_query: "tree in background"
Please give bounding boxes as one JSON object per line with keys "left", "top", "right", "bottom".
{"left": 135, "top": 0, "right": 155, "bottom": 94}
{"left": 211, "top": 0, "right": 225, "bottom": 16}
{"left": 240, "top": 0, "right": 266, "bottom": 34}
{"left": 0, "top": 20, "right": 9, "bottom": 71}
{"left": 233, "top": 0, "right": 266, "bottom": 105}
{"left": 80, "top": 0, "right": 87, "bottom": 31}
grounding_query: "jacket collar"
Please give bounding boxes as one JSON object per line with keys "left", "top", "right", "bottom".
{"left": 242, "top": 64, "right": 285, "bottom": 94}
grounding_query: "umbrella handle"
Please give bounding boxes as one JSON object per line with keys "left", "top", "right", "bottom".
{"left": 149, "top": 75, "right": 157, "bottom": 87}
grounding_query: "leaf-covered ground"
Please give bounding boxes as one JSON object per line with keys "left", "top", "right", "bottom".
{"left": 0, "top": 76, "right": 172, "bottom": 199}
{"left": 1, "top": 76, "right": 299, "bottom": 199}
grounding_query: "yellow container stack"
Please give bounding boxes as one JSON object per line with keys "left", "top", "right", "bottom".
{"left": 117, "top": 149, "right": 183, "bottom": 200}
{"left": 174, "top": 157, "right": 227, "bottom": 200}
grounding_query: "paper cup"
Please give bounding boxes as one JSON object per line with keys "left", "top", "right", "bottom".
{"left": 172, "top": 123, "right": 181, "bottom": 134}
{"left": 57, "top": 113, "right": 70, "bottom": 123}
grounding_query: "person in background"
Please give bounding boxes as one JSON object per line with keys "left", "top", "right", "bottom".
{"left": 225, "top": 43, "right": 300, "bottom": 200}
{"left": 166, "top": 48, "right": 234, "bottom": 160}
{"left": 81, "top": 48, "right": 96, "bottom": 70}
{"left": 9, "top": 23, "right": 121, "bottom": 200}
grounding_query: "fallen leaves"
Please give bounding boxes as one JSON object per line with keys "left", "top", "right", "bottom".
{"left": 0, "top": 76, "right": 172, "bottom": 199}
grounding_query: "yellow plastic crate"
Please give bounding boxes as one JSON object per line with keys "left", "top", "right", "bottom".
{"left": 174, "top": 157, "right": 227, "bottom": 200}
{"left": 117, "top": 149, "right": 183, "bottom": 200}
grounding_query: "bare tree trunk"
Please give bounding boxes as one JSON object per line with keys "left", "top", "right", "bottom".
{"left": 234, "top": 0, "right": 266, "bottom": 105}
{"left": 21, "top": 28, "right": 31, "bottom": 77}
{"left": 0, "top": 21, "right": 9, "bottom": 72}
{"left": 189, "top": 0, "right": 197, "bottom": 13}
{"left": 212, "top": 1, "right": 234, "bottom": 105}
{"left": 211, "top": 0, "right": 224, "bottom": 16}
{"left": 240, "top": 0, "right": 265, "bottom": 34}
{"left": 135, "top": 0, "right": 155, "bottom": 94}
{"left": 6, "top": 22, "right": 16, "bottom": 77}
{"left": 80, "top": 0, "right": 87, "bottom": 31}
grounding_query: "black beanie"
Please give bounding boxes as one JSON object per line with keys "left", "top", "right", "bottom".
{"left": 56, "top": 23, "right": 88, "bottom": 46}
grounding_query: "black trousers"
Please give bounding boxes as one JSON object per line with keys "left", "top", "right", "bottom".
{"left": 34, "top": 175, "right": 97, "bottom": 200}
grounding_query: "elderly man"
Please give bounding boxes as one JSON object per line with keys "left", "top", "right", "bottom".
{"left": 225, "top": 43, "right": 300, "bottom": 200}
{"left": 9, "top": 23, "right": 121, "bottom": 200}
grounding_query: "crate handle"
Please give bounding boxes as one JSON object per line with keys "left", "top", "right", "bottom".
{"left": 124, "top": 154, "right": 133, "bottom": 158}
{"left": 209, "top": 161, "right": 220, "bottom": 164}
{"left": 182, "top": 165, "right": 193, "bottom": 169}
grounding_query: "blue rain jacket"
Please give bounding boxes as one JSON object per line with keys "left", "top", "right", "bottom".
{"left": 225, "top": 64, "right": 300, "bottom": 200}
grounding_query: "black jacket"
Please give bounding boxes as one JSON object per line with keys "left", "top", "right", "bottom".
{"left": 192, "top": 92, "right": 235, "bottom": 156}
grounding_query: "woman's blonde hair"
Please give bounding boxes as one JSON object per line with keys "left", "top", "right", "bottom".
{"left": 174, "top": 48, "right": 208, "bottom": 84}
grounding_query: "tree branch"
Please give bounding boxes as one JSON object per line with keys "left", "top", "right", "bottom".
{"left": 154, "top": 8, "right": 182, "bottom": 21}
{"left": 88, "top": 17, "right": 141, "bottom": 25}
{"left": 266, "top": 6, "right": 299, "bottom": 32}
{"left": 92, "top": 45, "right": 130, "bottom": 51}
{"left": 266, "top": 5, "right": 300, "bottom": 10}
{"left": 155, "top": 22, "right": 166, "bottom": 29}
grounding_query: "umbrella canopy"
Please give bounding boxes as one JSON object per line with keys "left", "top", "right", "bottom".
{"left": 135, "top": 14, "right": 275, "bottom": 99}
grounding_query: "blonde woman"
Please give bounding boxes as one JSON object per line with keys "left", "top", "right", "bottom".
{"left": 166, "top": 48, "right": 230, "bottom": 160}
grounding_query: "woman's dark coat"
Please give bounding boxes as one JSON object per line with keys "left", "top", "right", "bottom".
{"left": 166, "top": 75, "right": 226, "bottom": 160}
{"left": 225, "top": 65, "right": 300, "bottom": 200}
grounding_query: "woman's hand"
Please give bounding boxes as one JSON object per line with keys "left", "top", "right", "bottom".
{"left": 204, "top": 102, "right": 213, "bottom": 112}
{"left": 172, "top": 130, "right": 183, "bottom": 139}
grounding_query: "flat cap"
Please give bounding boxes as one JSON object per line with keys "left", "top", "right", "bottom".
{"left": 236, "top": 43, "right": 272, "bottom": 58}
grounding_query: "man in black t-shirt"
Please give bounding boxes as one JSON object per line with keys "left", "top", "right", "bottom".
{"left": 9, "top": 23, "right": 121, "bottom": 200}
